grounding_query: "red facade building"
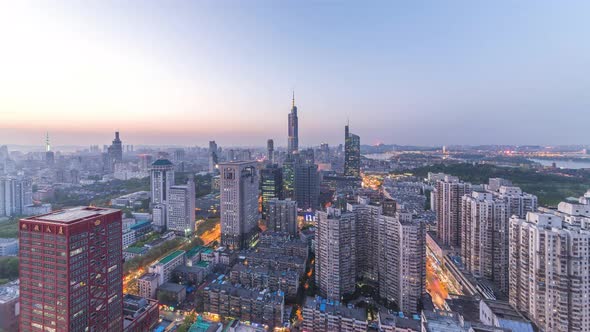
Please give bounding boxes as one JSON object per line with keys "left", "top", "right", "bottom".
{"left": 19, "top": 206, "right": 123, "bottom": 332}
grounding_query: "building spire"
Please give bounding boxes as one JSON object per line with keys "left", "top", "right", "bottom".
{"left": 45, "top": 132, "right": 51, "bottom": 152}
{"left": 292, "top": 90, "right": 295, "bottom": 108}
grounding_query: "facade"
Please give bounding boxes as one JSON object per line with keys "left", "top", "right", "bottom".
{"left": 344, "top": 124, "right": 361, "bottom": 178}
{"left": 19, "top": 206, "right": 123, "bottom": 332}
{"left": 460, "top": 191, "right": 510, "bottom": 293}
{"left": 219, "top": 161, "right": 259, "bottom": 250}
{"left": 260, "top": 164, "right": 283, "bottom": 219}
{"left": 287, "top": 93, "right": 299, "bottom": 154}
{"left": 294, "top": 162, "right": 320, "bottom": 211}
{"left": 167, "top": 177, "right": 196, "bottom": 235}
{"left": 348, "top": 198, "right": 381, "bottom": 282}
{"left": 433, "top": 175, "right": 472, "bottom": 248}
{"left": 0, "top": 238, "right": 18, "bottom": 256}
{"left": 301, "top": 296, "right": 367, "bottom": 332}
{"left": 208, "top": 141, "right": 218, "bottom": 173}
{"left": 149, "top": 250, "right": 186, "bottom": 285}
{"left": 315, "top": 208, "right": 356, "bottom": 300}
{"left": 509, "top": 210, "right": 590, "bottom": 332}
{"left": 266, "top": 198, "right": 297, "bottom": 235}
{"left": 138, "top": 273, "right": 160, "bottom": 300}
{"left": 0, "top": 177, "right": 32, "bottom": 217}
{"left": 122, "top": 229, "right": 136, "bottom": 249}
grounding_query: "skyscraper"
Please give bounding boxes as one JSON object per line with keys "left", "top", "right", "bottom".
{"left": 267, "top": 139, "right": 274, "bottom": 164}
{"left": 150, "top": 159, "right": 175, "bottom": 230}
{"left": 315, "top": 208, "right": 356, "bottom": 301}
{"left": 288, "top": 92, "right": 299, "bottom": 154}
{"left": 260, "top": 164, "right": 283, "bottom": 219}
{"left": 294, "top": 162, "right": 320, "bottom": 211}
{"left": 19, "top": 206, "right": 124, "bottom": 332}
{"left": 108, "top": 131, "right": 123, "bottom": 162}
{"left": 267, "top": 198, "right": 297, "bottom": 235}
{"left": 208, "top": 141, "right": 218, "bottom": 173}
{"left": 344, "top": 124, "right": 360, "bottom": 177}
{"left": 433, "top": 175, "right": 472, "bottom": 248}
{"left": 167, "top": 176, "right": 196, "bottom": 236}
{"left": 509, "top": 210, "right": 590, "bottom": 332}
{"left": 219, "top": 161, "right": 259, "bottom": 249}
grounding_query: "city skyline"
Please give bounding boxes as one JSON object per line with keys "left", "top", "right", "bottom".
{"left": 2, "top": 1, "right": 590, "bottom": 147}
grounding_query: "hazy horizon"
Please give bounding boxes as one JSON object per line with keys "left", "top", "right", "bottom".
{"left": 2, "top": 1, "right": 589, "bottom": 147}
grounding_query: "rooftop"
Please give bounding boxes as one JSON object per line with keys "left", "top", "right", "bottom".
{"left": 130, "top": 220, "right": 152, "bottom": 230}
{"left": 303, "top": 296, "right": 366, "bottom": 321}
{"left": 24, "top": 206, "right": 119, "bottom": 224}
{"left": 158, "top": 250, "right": 185, "bottom": 265}
{"left": 125, "top": 246, "right": 147, "bottom": 254}
{"left": 158, "top": 282, "right": 186, "bottom": 293}
{"left": 151, "top": 159, "right": 174, "bottom": 166}
{"left": 139, "top": 273, "right": 159, "bottom": 281}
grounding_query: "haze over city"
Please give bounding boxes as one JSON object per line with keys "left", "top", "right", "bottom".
{"left": 2, "top": 1, "right": 590, "bottom": 147}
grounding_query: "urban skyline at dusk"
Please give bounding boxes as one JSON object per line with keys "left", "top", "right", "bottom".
{"left": 2, "top": 1, "right": 590, "bottom": 147}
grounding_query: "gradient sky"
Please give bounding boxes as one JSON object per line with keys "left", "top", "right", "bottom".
{"left": 1, "top": 1, "right": 589, "bottom": 148}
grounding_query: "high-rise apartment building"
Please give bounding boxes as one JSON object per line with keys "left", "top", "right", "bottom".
{"left": 266, "top": 198, "right": 297, "bottom": 235}
{"left": 509, "top": 210, "right": 590, "bottom": 332}
{"left": 288, "top": 93, "right": 299, "bottom": 154}
{"left": 348, "top": 198, "right": 381, "bottom": 282}
{"left": 0, "top": 176, "right": 32, "bottom": 217}
{"left": 260, "top": 164, "right": 283, "bottom": 219}
{"left": 150, "top": 159, "right": 174, "bottom": 230}
{"left": 461, "top": 191, "right": 509, "bottom": 293}
{"left": 166, "top": 176, "right": 195, "bottom": 235}
{"left": 19, "top": 207, "right": 123, "bottom": 332}
{"left": 315, "top": 208, "right": 356, "bottom": 300}
{"left": 294, "top": 162, "right": 320, "bottom": 211}
{"left": 219, "top": 161, "right": 259, "bottom": 249}
{"left": 344, "top": 124, "right": 361, "bottom": 178}
{"left": 377, "top": 213, "right": 425, "bottom": 313}
{"left": 433, "top": 175, "right": 472, "bottom": 248}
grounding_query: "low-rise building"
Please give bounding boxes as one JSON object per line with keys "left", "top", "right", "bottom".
{"left": 123, "top": 246, "right": 148, "bottom": 260}
{"left": 301, "top": 296, "right": 367, "bottom": 332}
{"left": 202, "top": 281, "right": 284, "bottom": 329}
{"left": 378, "top": 310, "right": 421, "bottom": 332}
{"left": 122, "top": 294, "right": 159, "bottom": 332}
{"left": 138, "top": 273, "right": 160, "bottom": 299}
{"left": 173, "top": 262, "right": 212, "bottom": 285}
{"left": 149, "top": 250, "right": 186, "bottom": 284}
{"left": 0, "top": 281, "right": 19, "bottom": 332}
{"left": 157, "top": 282, "right": 187, "bottom": 306}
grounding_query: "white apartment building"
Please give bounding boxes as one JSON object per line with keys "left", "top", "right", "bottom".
{"left": 509, "top": 208, "right": 590, "bottom": 332}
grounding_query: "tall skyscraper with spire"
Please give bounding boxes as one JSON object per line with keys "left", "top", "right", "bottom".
{"left": 288, "top": 92, "right": 299, "bottom": 154}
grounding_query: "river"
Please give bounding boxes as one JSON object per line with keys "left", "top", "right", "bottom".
{"left": 530, "top": 158, "right": 590, "bottom": 169}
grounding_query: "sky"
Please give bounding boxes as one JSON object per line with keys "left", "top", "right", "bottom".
{"left": 1, "top": 1, "right": 589, "bottom": 148}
